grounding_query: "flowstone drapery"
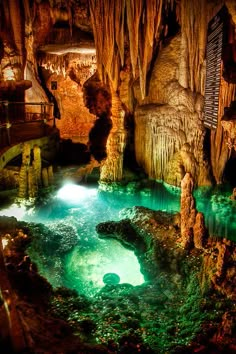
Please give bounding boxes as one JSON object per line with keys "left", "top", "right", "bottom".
{"left": 134, "top": 35, "right": 211, "bottom": 186}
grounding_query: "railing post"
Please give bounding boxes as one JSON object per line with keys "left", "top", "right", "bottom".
{"left": 4, "top": 101, "right": 11, "bottom": 145}
{"left": 43, "top": 103, "right": 46, "bottom": 121}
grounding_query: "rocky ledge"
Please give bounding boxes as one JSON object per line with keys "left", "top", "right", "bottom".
{"left": 0, "top": 205, "right": 236, "bottom": 353}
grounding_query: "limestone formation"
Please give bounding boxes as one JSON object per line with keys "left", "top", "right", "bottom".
{"left": 1, "top": 0, "right": 235, "bottom": 187}
{"left": 28, "top": 166, "right": 38, "bottom": 199}
{"left": 100, "top": 90, "right": 126, "bottom": 182}
{"left": 42, "top": 168, "right": 49, "bottom": 188}
{"left": 134, "top": 35, "right": 211, "bottom": 186}
{"left": 17, "top": 143, "right": 51, "bottom": 201}
{"left": 193, "top": 212, "right": 207, "bottom": 249}
{"left": 180, "top": 173, "right": 196, "bottom": 249}
{"left": 33, "top": 145, "right": 42, "bottom": 186}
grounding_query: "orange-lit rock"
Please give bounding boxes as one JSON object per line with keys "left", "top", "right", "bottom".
{"left": 47, "top": 73, "right": 96, "bottom": 143}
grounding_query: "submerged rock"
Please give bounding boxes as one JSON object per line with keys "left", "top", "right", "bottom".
{"left": 103, "top": 273, "right": 120, "bottom": 285}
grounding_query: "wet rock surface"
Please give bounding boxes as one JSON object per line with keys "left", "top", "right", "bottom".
{"left": 0, "top": 210, "right": 236, "bottom": 353}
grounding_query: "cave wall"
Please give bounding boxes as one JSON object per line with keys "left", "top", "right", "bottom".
{"left": 0, "top": 0, "right": 96, "bottom": 144}
{"left": 134, "top": 35, "right": 210, "bottom": 186}
{"left": 0, "top": 0, "right": 236, "bottom": 186}
{"left": 133, "top": 0, "right": 236, "bottom": 187}
{"left": 40, "top": 53, "right": 97, "bottom": 143}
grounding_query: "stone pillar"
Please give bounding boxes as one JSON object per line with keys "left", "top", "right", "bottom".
{"left": 17, "top": 143, "right": 31, "bottom": 200}
{"left": 180, "top": 173, "right": 196, "bottom": 249}
{"left": 48, "top": 165, "right": 54, "bottom": 185}
{"left": 32, "top": 145, "right": 42, "bottom": 186}
{"left": 42, "top": 168, "right": 49, "bottom": 187}
{"left": 17, "top": 143, "right": 45, "bottom": 201}
{"left": 100, "top": 90, "right": 126, "bottom": 182}
{"left": 28, "top": 166, "right": 38, "bottom": 199}
{"left": 180, "top": 172, "right": 207, "bottom": 249}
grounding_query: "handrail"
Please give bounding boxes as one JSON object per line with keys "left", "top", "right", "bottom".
{"left": 0, "top": 101, "right": 55, "bottom": 146}
{"left": 0, "top": 101, "right": 54, "bottom": 106}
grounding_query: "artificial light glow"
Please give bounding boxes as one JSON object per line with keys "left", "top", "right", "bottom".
{"left": 65, "top": 239, "right": 145, "bottom": 296}
{"left": 3, "top": 67, "right": 15, "bottom": 81}
{"left": 57, "top": 183, "right": 97, "bottom": 203}
{"left": 0, "top": 204, "right": 27, "bottom": 220}
{"left": 2, "top": 237, "right": 9, "bottom": 249}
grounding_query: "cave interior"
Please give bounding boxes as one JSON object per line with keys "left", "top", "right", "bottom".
{"left": 0, "top": 1, "right": 236, "bottom": 353}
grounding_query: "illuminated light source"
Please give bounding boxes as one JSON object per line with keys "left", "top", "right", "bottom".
{"left": 56, "top": 182, "right": 97, "bottom": 203}
{"left": 2, "top": 237, "right": 9, "bottom": 249}
{"left": 0, "top": 204, "right": 27, "bottom": 220}
{"left": 3, "top": 67, "right": 15, "bottom": 81}
{"left": 65, "top": 238, "right": 145, "bottom": 296}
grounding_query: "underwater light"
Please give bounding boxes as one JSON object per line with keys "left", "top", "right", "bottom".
{"left": 57, "top": 183, "right": 97, "bottom": 203}
{"left": 0, "top": 204, "right": 27, "bottom": 220}
{"left": 65, "top": 239, "right": 145, "bottom": 296}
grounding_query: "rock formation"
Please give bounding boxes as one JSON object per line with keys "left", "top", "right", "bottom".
{"left": 180, "top": 173, "right": 207, "bottom": 249}
{"left": 0, "top": 0, "right": 235, "bottom": 187}
{"left": 17, "top": 143, "right": 53, "bottom": 201}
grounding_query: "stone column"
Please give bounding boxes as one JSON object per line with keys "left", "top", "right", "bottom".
{"left": 180, "top": 173, "right": 196, "bottom": 249}
{"left": 32, "top": 145, "right": 42, "bottom": 186}
{"left": 180, "top": 172, "right": 207, "bottom": 249}
{"left": 17, "top": 143, "right": 31, "bottom": 200}
{"left": 100, "top": 90, "right": 126, "bottom": 182}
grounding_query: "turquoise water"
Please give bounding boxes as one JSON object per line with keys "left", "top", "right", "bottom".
{"left": 194, "top": 185, "right": 236, "bottom": 242}
{"left": 0, "top": 181, "right": 180, "bottom": 296}
{"left": 26, "top": 181, "right": 180, "bottom": 296}
{"left": 1, "top": 180, "right": 236, "bottom": 296}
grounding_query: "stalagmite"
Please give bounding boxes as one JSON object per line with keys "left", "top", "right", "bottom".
{"left": 193, "top": 212, "right": 207, "bottom": 249}
{"left": 181, "top": 173, "right": 208, "bottom": 250}
{"left": 180, "top": 173, "right": 196, "bottom": 249}
{"left": 32, "top": 145, "right": 42, "bottom": 186}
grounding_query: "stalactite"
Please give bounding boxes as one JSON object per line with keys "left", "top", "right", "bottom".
{"left": 89, "top": 0, "right": 165, "bottom": 98}
{"left": 126, "top": 0, "right": 142, "bottom": 78}
{"left": 8, "top": 0, "right": 25, "bottom": 70}
{"left": 179, "top": 0, "right": 206, "bottom": 94}
{"left": 115, "top": 0, "right": 125, "bottom": 66}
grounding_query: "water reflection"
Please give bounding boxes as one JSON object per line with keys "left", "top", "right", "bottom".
{"left": 1, "top": 181, "right": 236, "bottom": 250}
{"left": 194, "top": 184, "right": 236, "bottom": 241}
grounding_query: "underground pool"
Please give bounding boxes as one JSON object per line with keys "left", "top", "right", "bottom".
{"left": 0, "top": 179, "right": 236, "bottom": 299}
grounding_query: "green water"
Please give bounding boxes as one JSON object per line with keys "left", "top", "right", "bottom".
{"left": 1, "top": 180, "right": 236, "bottom": 297}
{"left": 0, "top": 181, "right": 180, "bottom": 296}
{"left": 26, "top": 181, "right": 180, "bottom": 296}
{"left": 194, "top": 184, "right": 236, "bottom": 242}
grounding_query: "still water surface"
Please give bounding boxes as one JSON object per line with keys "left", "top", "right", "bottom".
{"left": 0, "top": 180, "right": 235, "bottom": 296}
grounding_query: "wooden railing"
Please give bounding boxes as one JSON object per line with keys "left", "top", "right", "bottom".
{"left": 0, "top": 101, "right": 55, "bottom": 146}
